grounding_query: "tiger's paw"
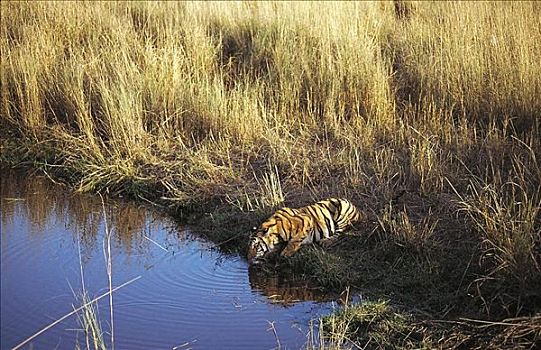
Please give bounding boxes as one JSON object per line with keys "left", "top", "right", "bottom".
{"left": 280, "top": 246, "right": 299, "bottom": 258}
{"left": 280, "top": 249, "right": 294, "bottom": 258}
{"left": 320, "top": 236, "right": 339, "bottom": 249}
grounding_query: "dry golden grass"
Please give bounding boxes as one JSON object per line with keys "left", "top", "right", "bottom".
{"left": 1, "top": 1, "right": 540, "bottom": 348}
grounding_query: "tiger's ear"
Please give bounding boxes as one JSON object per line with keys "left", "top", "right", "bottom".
{"left": 252, "top": 226, "right": 258, "bottom": 233}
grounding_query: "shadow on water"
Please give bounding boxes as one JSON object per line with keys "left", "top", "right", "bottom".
{"left": 0, "top": 168, "right": 338, "bottom": 349}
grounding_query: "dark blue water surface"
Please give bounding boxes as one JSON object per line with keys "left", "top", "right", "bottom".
{"left": 1, "top": 169, "right": 336, "bottom": 349}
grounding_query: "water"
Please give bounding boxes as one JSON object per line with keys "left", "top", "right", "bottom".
{"left": 0, "top": 169, "right": 336, "bottom": 349}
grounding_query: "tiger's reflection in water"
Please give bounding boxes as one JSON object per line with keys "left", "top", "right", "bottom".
{"left": 248, "top": 266, "right": 335, "bottom": 306}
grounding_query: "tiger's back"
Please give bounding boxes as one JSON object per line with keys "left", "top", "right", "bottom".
{"left": 297, "top": 198, "right": 361, "bottom": 242}
{"left": 248, "top": 198, "right": 362, "bottom": 264}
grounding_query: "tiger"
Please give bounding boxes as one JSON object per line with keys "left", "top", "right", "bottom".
{"left": 247, "top": 198, "right": 362, "bottom": 264}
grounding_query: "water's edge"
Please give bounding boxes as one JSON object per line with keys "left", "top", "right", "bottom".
{"left": 1, "top": 168, "right": 337, "bottom": 349}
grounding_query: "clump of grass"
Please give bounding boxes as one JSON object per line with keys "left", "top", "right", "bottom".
{"left": 282, "top": 247, "right": 348, "bottom": 290}
{"left": 75, "top": 292, "right": 107, "bottom": 350}
{"left": 481, "top": 314, "right": 541, "bottom": 349}
{"left": 458, "top": 180, "right": 541, "bottom": 315}
{"left": 313, "top": 301, "right": 541, "bottom": 349}
{"left": 224, "top": 162, "right": 285, "bottom": 212}
{"left": 376, "top": 204, "right": 438, "bottom": 253}
{"left": 306, "top": 316, "right": 352, "bottom": 350}
{"left": 256, "top": 163, "right": 285, "bottom": 209}
{"left": 315, "top": 300, "right": 416, "bottom": 350}
{"left": 446, "top": 133, "right": 541, "bottom": 315}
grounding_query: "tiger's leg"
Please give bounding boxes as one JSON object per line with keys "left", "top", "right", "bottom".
{"left": 280, "top": 239, "right": 303, "bottom": 257}
{"left": 320, "top": 235, "right": 340, "bottom": 248}
{"left": 280, "top": 215, "right": 311, "bottom": 257}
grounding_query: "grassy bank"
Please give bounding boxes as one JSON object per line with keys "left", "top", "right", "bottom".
{"left": 1, "top": 1, "right": 540, "bottom": 348}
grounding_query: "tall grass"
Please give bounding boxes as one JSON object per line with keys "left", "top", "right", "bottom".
{"left": 75, "top": 292, "right": 107, "bottom": 350}
{"left": 1, "top": 0, "right": 540, "bottom": 344}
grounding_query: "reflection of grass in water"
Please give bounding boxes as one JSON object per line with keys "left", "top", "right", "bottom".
{"left": 0, "top": 169, "right": 155, "bottom": 262}
{"left": 8, "top": 194, "right": 137, "bottom": 350}
{"left": 75, "top": 199, "right": 112, "bottom": 350}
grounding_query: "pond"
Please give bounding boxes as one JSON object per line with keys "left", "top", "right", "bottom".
{"left": 0, "top": 169, "right": 336, "bottom": 349}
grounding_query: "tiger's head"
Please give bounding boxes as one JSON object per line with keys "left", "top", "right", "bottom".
{"left": 247, "top": 216, "right": 285, "bottom": 265}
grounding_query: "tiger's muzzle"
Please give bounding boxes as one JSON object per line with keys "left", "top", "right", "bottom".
{"left": 247, "top": 236, "right": 267, "bottom": 265}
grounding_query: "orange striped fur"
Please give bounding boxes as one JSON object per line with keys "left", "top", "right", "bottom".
{"left": 248, "top": 198, "right": 362, "bottom": 264}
